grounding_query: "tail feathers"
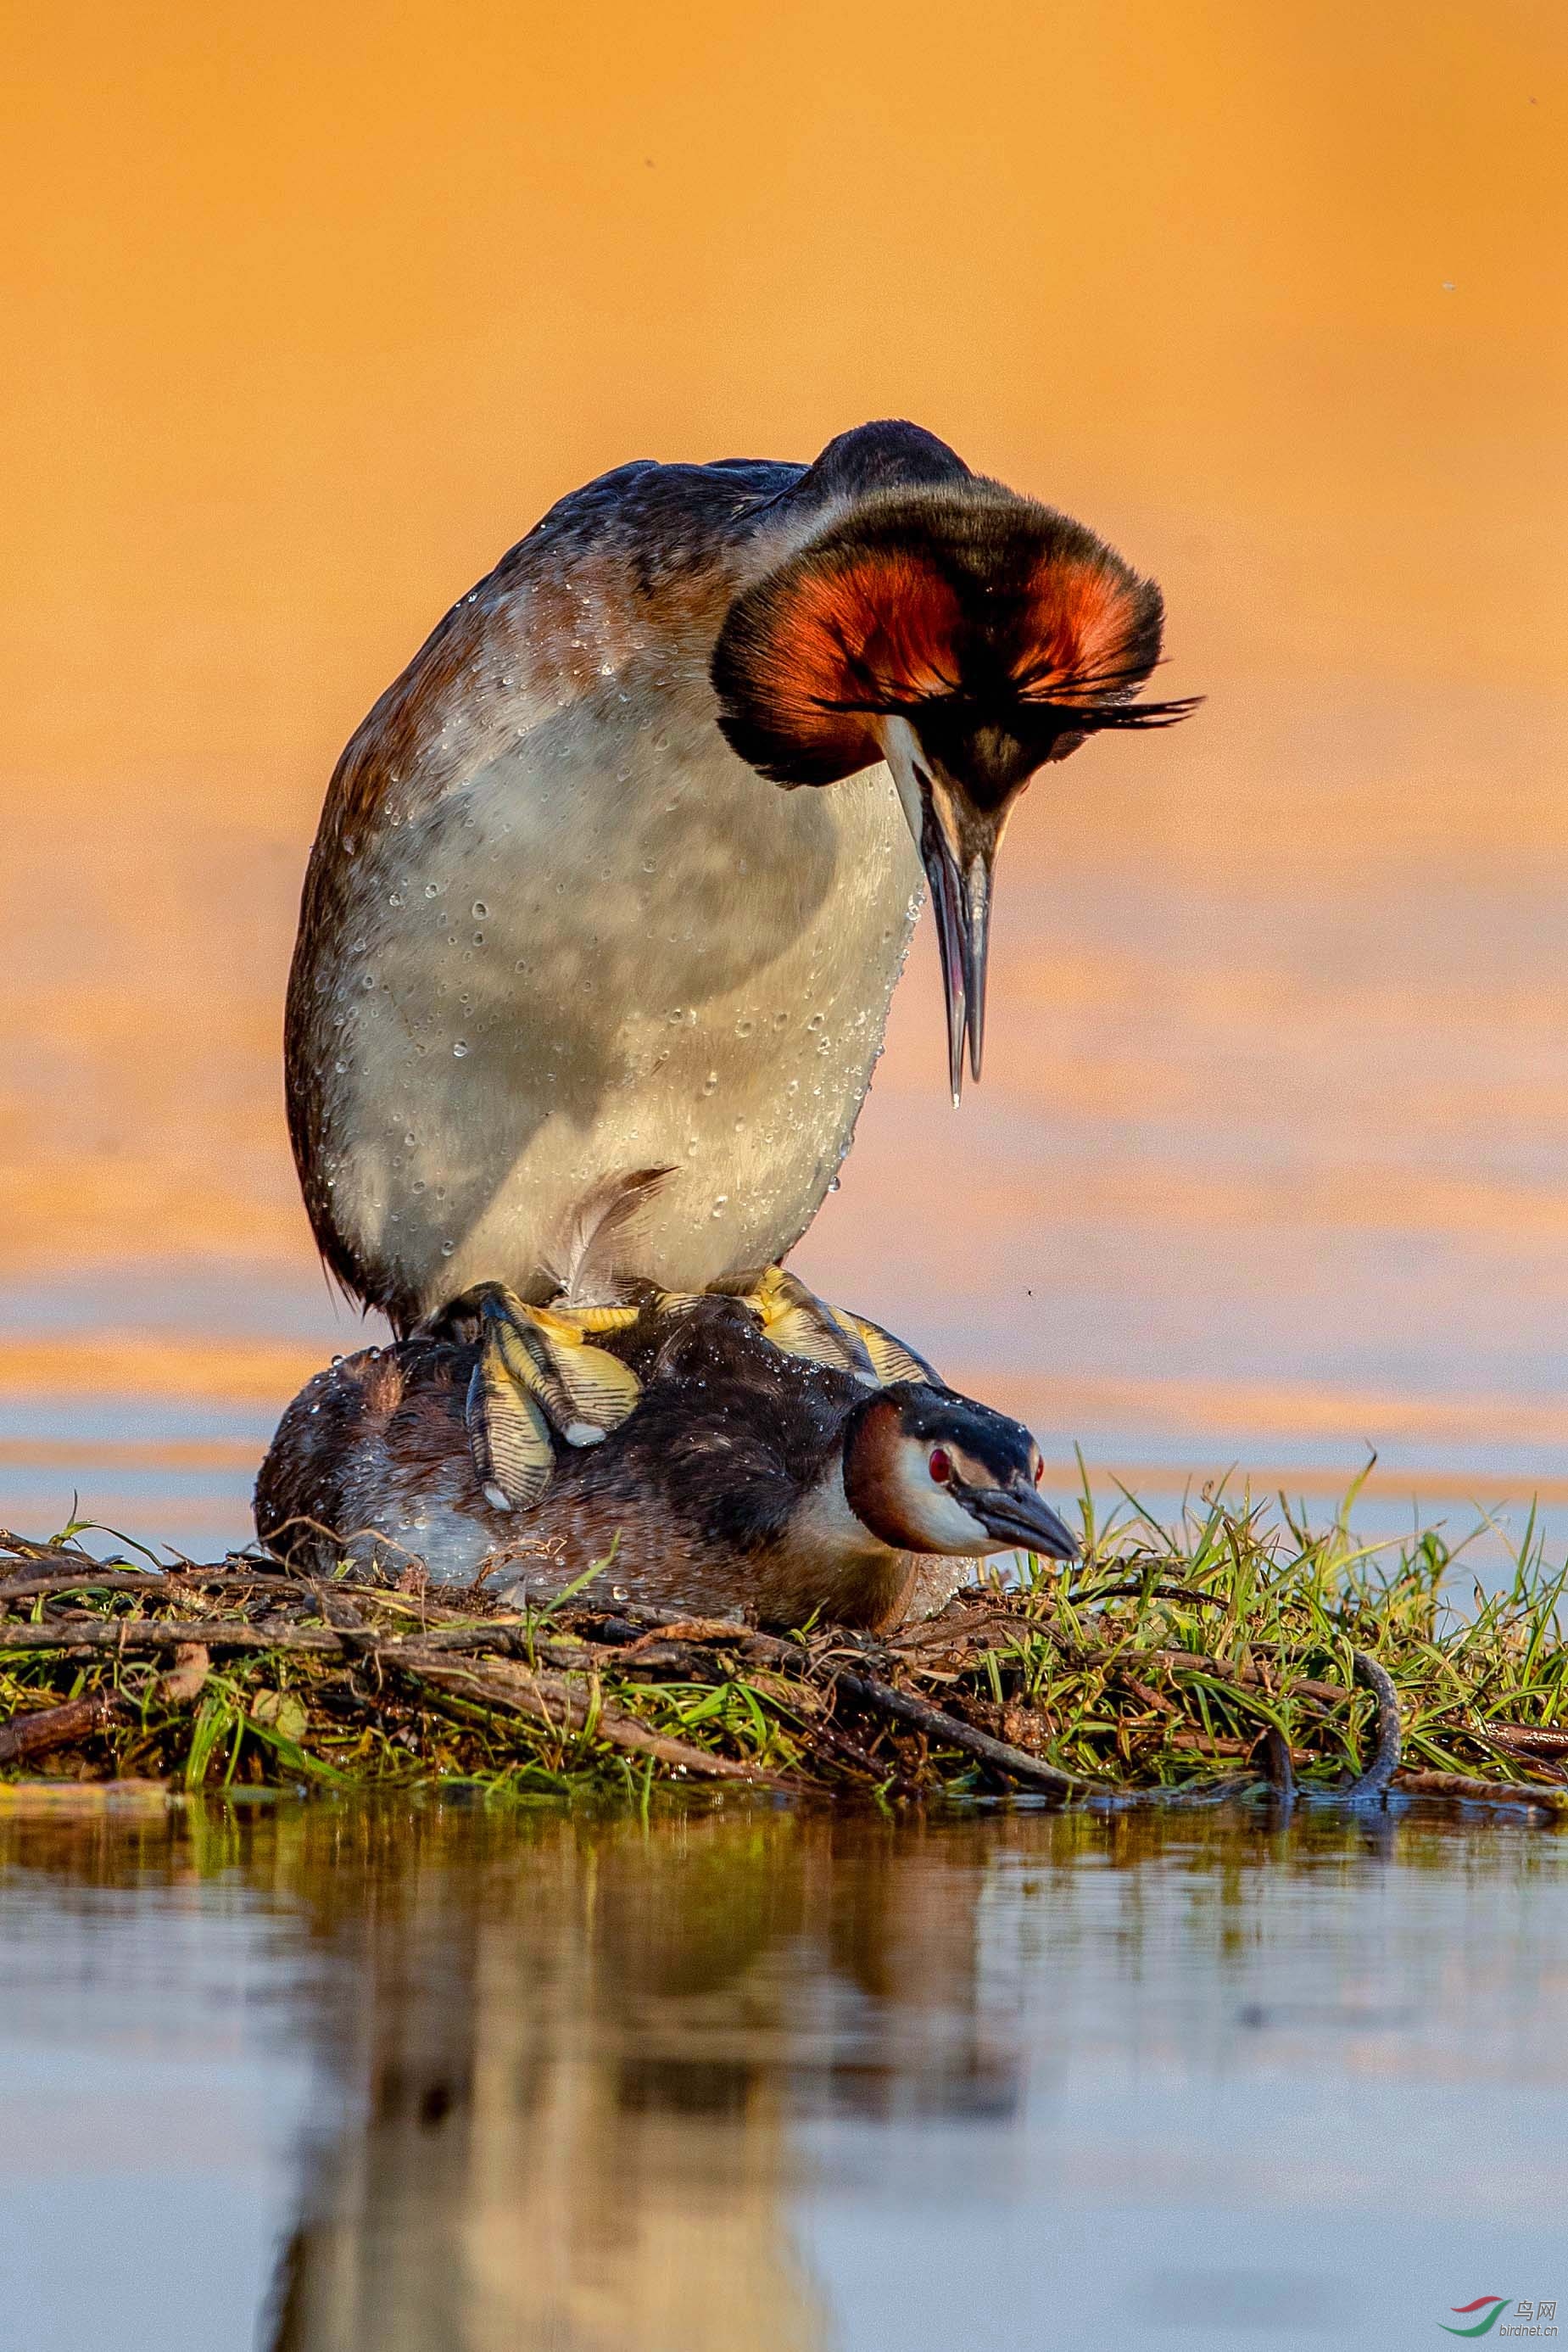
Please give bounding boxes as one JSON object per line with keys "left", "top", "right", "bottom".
{"left": 546, "top": 1169, "right": 675, "bottom": 1308}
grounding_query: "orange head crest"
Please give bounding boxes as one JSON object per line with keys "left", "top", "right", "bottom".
{"left": 711, "top": 483, "right": 1199, "bottom": 1098}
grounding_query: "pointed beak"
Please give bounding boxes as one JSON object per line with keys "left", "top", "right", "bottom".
{"left": 922, "top": 796, "right": 995, "bottom": 1103}
{"left": 959, "top": 1481, "right": 1080, "bottom": 1562}
{"left": 880, "top": 718, "right": 1002, "bottom": 1104}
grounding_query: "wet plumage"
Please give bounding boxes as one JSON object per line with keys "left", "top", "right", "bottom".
{"left": 286, "top": 422, "right": 1193, "bottom": 1332}
{"left": 254, "top": 1298, "right": 1077, "bottom": 1634}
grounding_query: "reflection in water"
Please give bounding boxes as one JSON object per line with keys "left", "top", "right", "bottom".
{"left": 263, "top": 1806, "right": 1020, "bottom": 2352}
{"left": 1, "top": 1796, "right": 1566, "bottom": 2350}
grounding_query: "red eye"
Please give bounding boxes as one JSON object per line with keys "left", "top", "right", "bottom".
{"left": 929, "top": 1446, "right": 952, "bottom": 1483}
{"left": 1032, "top": 1451, "right": 1045, "bottom": 1485}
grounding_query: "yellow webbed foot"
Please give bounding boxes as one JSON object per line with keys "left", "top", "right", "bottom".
{"left": 828, "top": 1309, "right": 940, "bottom": 1387}
{"left": 459, "top": 1286, "right": 644, "bottom": 1512}
{"left": 737, "top": 1266, "right": 942, "bottom": 1388}
{"left": 467, "top": 1324, "right": 555, "bottom": 1513}
{"left": 525, "top": 1301, "right": 643, "bottom": 1433}
{"left": 742, "top": 1265, "right": 875, "bottom": 1375}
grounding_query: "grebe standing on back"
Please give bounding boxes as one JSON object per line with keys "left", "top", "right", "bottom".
{"left": 286, "top": 421, "right": 1197, "bottom": 1336}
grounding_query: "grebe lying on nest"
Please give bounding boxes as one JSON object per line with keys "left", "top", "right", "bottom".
{"left": 255, "top": 1291, "right": 1075, "bottom": 1634}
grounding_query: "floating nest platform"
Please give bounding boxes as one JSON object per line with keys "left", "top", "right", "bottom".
{"left": 2, "top": 1503, "right": 1566, "bottom": 1816}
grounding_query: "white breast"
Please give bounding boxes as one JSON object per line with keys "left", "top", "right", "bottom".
{"left": 318, "top": 684, "right": 923, "bottom": 1316}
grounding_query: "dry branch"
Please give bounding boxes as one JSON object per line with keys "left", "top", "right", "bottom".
{"left": 404, "top": 1657, "right": 784, "bottom": 1785}
{"left": 1, "top": 1522, "right": 1564, "bottom": 1813}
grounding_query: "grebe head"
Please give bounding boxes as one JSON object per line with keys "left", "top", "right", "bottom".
{"left": 711, "top": 478, "right": 1198, "bottom": 1101}
{"left": 841, "top": 1383, "right": 1079, "bottom": 1561}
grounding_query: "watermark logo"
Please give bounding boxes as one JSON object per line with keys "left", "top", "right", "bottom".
{"left": 1440, "top": 2301, "right": 1558, "bottom": 2339}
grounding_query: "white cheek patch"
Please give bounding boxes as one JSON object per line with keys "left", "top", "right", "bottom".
{"left": 904, "top": 1485, "right": 995, "bottom": 1556}
{"left": 794, "top": 1460, "right": 896, "bottom": 1566}
{"left": 890, "top": 1437, "right": 995, "bottom": 1555}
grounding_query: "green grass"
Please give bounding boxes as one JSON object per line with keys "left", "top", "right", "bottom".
{"left": 1, "top": 1479, "right": 1565, "bottom": 1814}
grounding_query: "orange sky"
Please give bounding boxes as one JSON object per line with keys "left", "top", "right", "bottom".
{"left": 4, "top": 0, "right": 1565, "bottom": 831}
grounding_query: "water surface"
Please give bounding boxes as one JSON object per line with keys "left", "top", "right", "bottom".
{"left": 3, "top": 1795, "right": 1564, "bottom": 2352}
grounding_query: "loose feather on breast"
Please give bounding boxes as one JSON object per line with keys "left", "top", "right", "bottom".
{"left": 545, "top": 1168, "right": 676, "bottom": 1307}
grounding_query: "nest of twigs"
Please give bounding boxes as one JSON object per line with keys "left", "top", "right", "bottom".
{"left": 2, "top": 1498, "right": 1566, "bottom": 1816}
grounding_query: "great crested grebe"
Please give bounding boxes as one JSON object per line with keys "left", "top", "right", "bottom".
{"left": 254, "top": 1294, "right": 1077, "bottom": 1634}
{"left": 287, "top": 420, "right": 1196, "bottom": 1341}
